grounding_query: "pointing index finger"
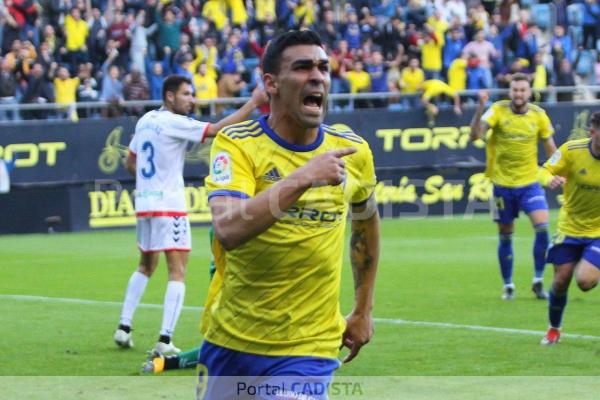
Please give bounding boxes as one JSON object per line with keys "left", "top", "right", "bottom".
{"left": 332, "top": 147, "right": 357, "bottom": 158}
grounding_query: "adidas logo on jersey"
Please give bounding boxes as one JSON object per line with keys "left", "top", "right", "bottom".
{"left": 579, "top": 168, "right": 587, "bottom": 175}
{"left": 263, "top": 167, "right": 282, "bottom": 182}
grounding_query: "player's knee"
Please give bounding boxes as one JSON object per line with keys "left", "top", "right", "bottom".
{"left": 138, "top": 265, "right": 154, "bottom": 277}
{"left": 168, "top": 266, "right": 186, "bottom": 281}
{"left": 498, "top": 224, "right": 513, "bottom": 235}
{"left": 552, "top": 276, "right": 570, "bottom": 293}
{"left": 576, "top": 277, "right": 597, "bottom": 292}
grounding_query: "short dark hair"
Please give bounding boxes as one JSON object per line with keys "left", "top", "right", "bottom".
{"left": 511, "top": 72, "right": 530, "bottom": 84}
{"left": 162, "top": 75, "right": 192, "bottom": 101}
{"left": 262, "top": 30, "right": 323, "bottom": 75}
{"left": 590, "top": 111, "right": 600, "bottom": 129}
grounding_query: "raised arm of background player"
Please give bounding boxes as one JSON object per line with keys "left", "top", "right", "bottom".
{"left": 203, "top": 86, "right": 268, "bottom": 138}
{"left": 469, "top": 90, "right": 490, "bottom": 142}
{"left": 125, "top": 87, "right": 268, "bottom": 176}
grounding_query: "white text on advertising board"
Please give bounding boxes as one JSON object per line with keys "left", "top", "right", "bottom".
{"left": 376, "top": 127, "right": 486, "bottom": 152}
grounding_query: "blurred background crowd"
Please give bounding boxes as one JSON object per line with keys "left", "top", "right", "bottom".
{"left": 1, "top": 0, "right": 599, "bottom": 120}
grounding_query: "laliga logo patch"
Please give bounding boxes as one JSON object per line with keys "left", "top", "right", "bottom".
{"left": 548, "top": 150, "right": 562, "bottom": 166}
{"left": 212, "top": 151, "right": 232, "bottom": 184}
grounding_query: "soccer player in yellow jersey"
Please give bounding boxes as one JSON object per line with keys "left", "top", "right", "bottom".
{"left": 200, "top": 30, "right": 380, "bottom": 399}
{"left": 470, "top": 73, "right": 557, "bottom": 301}
{"left": 537, "top": 112, "right": 600, "bottom": 345}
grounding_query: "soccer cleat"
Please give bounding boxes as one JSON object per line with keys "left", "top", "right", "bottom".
{"left": 155, "top": 341, "right": 181, "bottom": 355}
{"left": 502, "top": 285, "right": 515, "bottom": 300}
{"left": 142, "top": 350, "right": 165, "bottom": 374}
{"left": 541, "top": 327, "right": 560, "bottom": 345}
{"left": 532, "top": 281, "right": 548, "bottom": 300}
{"left": 114, "top": 329, "right": 133, "bottom": 348}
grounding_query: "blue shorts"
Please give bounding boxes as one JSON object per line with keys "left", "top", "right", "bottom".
{"left": 547, "top": 236, "right": 600, "bottom": 268}
{"left": 197, "top": 341, "right": 341, "bottom": 400}
{"left": 492, "top": 183, "right": 548, "bottom": 224}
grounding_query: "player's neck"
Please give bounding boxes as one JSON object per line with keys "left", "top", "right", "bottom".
{"left": 266, "top": 115, "right": 319, "bottom": 146}
{"left": 510, "top": 102, "right": 528, "bottom": 114}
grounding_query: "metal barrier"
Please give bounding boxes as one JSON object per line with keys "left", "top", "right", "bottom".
{"left": 1, "top": 86, "right": 599, "bottom": 122}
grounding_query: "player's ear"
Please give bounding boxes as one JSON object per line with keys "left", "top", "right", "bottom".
{"left": 263, "top": 73, "right": 278, "bottom": 95}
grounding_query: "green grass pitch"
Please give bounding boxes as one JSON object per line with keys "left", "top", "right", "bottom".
{"left": 2, "top": 212, "right": 600, "bottom": 397}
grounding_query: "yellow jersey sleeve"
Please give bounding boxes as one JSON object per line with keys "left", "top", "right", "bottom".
{"left": 205, "top": 132, "right": 256, "bottom": 199}
{"left": 542, "top": 143, "right": 569, "bottom": 177}
{"left": 481, "top": 103, "right": 499, "bottom": 128}
{"left": 538, "top": 110, "right": 554, "bottom": 140}
{"left": 350, "top": 141, "right": 377, "bottom": 205}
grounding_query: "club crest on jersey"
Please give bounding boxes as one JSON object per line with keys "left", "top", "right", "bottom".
{"left": 212, "top": 151, "right": 232, "bottom": 184}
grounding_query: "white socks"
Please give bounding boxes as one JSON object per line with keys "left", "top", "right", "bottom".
{"left": 119, "top": 271, "right": 149, "bottom": 327}
{"left": 159, "top": 281, "right": 185, "bottom": 337}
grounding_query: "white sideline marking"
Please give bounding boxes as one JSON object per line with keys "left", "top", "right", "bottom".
{"left": 2, "top": 294, "right": 600, "bottom": 341}
{"left": 373, "top": 318, "right": 600, "bottom": 341}
{"left": 0, "top": 294, "right": 204, "bottom": 312}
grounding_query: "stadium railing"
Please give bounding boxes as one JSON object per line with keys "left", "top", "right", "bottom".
{"left": 0, "top": 86, "right": 599, "bottom": 123}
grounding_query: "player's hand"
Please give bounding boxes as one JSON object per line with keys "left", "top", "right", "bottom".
{"left": 341, "top": 311, "right": 373, "bottom": 363}
{"left": 299, "top": 147, "right": 357, "bottom": 187}
{"left": 478, "top": 90, "right": 489, "bottom": 106}
{"left": 548, "top": 175, "right": 566, "bottom": 190}
{"left": 453, "top": 105, "right": 462, "bottom": 116}
{"left": 250, "top": 85, "right": 268, "bottom": 106}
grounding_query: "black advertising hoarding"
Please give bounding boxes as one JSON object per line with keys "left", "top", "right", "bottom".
{"left": 0, "top": 166, "right": 566, "bottom": 233}
{"left": 0, "top": 103, "right": 586, "bottom": 233}
{"left": 0, "top": 117, "right": 211, "bottom": 185}
{"left": 0, "top": 104, "right": 594, "bottom": 186}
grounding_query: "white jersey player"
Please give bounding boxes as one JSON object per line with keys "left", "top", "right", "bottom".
{"left": 114, "top": 75, "right": 267, "bottom": 354}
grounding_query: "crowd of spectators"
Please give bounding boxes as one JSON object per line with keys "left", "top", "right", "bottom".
{"left": 1, "top": 0, "right": 600, "bottom": 121}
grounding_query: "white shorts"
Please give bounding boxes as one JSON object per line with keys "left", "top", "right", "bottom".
{"left": 136, "top": 216, "right": 191, "bottom": 252}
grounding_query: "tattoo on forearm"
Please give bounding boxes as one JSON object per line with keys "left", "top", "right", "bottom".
{"left": 351, "top": 227, "right": 373, "bottom": 290}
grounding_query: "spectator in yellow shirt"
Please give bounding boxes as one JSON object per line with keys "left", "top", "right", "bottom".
{"left": 447, "top": 55, "right": 467, "bottom": 92}
{"left": 203, "top": 0, "right": 228, "bottom": 31}
{"left": 399, "top": 57, "right": 425, "bottom": 108}
{"left": 63, "top": 8, "right": 89, "bottom": 70}
{"left": 421, "top": 25, "right": 444, "bottom": 80}
{"left": 226, "top": 0, "right": 248, "bottom": 27}
{"left": 342, "top": 59, "right": 371, "bottom": 109}
{"left": 194, "top": 62, "right": 218, "bottom": 116}
{"left": 52, "top": 65, "right": 80, "bottom": 120}
{"left": 421, "top": 79, "right": 462, "bottom": 126}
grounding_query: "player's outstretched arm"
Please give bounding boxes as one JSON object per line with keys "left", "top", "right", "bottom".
{"left": 342, "top": 197, "right": 380, "bottom": 363}
{"left": 469, "top": 90, "right": 489, "bottom": 141}
{"left": 542, "top": 137, "right": 558, "bottom": 158}
{"left": 125, "top": 153, "right": 136, "bottom": 176}
{"left": 205, "top": 87, "right": 269, "bottom": 138}
{"left": 210, "top": 147, "right": 356, "bottom": 251}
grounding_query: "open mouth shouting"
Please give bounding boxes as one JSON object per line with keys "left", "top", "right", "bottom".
{"left": 302, "top": 92, "right": 325, "bottom": 116}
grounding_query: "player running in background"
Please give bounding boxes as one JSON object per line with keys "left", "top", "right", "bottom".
{"left": 199, "top": 30, "right": 380, "bottom": 399}
{"left": 538, "top": 111, "right": 600, "bottom": 345}
{"left": 470, "top": 73, "right": 557, "bottom": 300}
{"left": 114, "top": 75, "right": 267, "bottom": 354}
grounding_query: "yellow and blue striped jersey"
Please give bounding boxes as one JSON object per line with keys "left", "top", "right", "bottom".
{"left": 482, "top": 100, "right": 554, "bottom": 187}
{"left": 202, "top": 115, "right": 377, "bottom": 359}
{"left": 542, "top": 138, "right": 600, "bottom": 237}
